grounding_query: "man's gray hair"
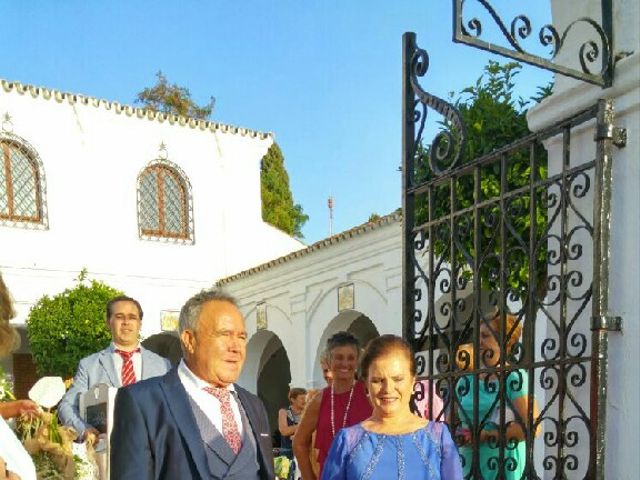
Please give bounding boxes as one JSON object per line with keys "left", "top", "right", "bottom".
{"left": 178, "top": 289, "right": 238, "bottom": 335}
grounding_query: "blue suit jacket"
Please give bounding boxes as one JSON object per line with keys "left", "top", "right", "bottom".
{"left": 58, "top": 345, "right": 171, "bottom": 436}
{"left": 110, "top": 367, "right": 275, "bottom": 480}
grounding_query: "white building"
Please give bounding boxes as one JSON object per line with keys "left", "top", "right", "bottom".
{"left": 0, "top": 77, "right": 305, "bottom": 386}
{"left": 217, "top": 211, "right": 403, "bottom": 429}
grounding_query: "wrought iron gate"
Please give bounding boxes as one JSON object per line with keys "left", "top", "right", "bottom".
{"left": 401, "top": 30, "right": 625, "bottom": 479}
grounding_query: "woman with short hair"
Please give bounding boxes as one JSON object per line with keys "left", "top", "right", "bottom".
{"left": 294, "top": 331, "right": 372, "bottom": 480}
{"left": 321, "top": 334, "right": 462, "bottom": 479}
{"left": 278, "top": 387, "right": 307, "bottom": 458}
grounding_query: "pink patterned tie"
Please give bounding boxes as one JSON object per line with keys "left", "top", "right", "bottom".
{"left": 115, "top": 348, "right": 139, "bottom": 386}
{"left": 203, "top": 386, "right": 242, "bottom": 454}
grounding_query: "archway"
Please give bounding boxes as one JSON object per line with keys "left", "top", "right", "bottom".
{"left": 241, "top": 330, "right": 292, "bottom": 441}
{"left": 257, "top": 335, "right": 291, "bottom": 441}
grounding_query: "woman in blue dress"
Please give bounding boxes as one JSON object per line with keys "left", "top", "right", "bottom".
{"left": 321, "top": 335, "right": 462, "bottom": 480}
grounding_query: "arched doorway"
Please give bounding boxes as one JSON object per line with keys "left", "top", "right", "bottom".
{"left": 250, "top": 330, "right": 291, "bottom": 437}
{"left": 347, "top": 314, "right": 379, "bottom": 350}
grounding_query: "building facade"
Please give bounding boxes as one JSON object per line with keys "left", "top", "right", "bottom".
{"left": 0, "top": 78, "right": 304, "bottom": 382}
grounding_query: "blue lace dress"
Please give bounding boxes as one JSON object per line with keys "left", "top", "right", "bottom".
{"left": 320, "top": 421, "right": 462, "bottom": 480}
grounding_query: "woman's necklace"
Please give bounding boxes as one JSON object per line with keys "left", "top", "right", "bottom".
{"left": 331, "top": 381, "right": 355, "bottom": 437}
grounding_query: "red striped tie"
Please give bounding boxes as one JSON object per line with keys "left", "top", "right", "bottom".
{"left": 203, "top": 386, "right": 242, "bottom": 454}
{"left": 115, "top": 348, "right": 139, "bottom": 386}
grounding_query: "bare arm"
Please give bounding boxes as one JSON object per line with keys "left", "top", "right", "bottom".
{"left": 0, "top": 457, "right": 21, "bottom": 480}
{"left": 509, "top": 394, "right": 541, "bottom": 440}
{"left": 480, "top": 395, "right": 541, "bottom": 443}
{"left": 0, "top": 400, "right": 39, "bottom": 420}
{"left": 278, "top": 408, "right": 297, "bottom": 437}
{"left": 293, "top": 393, "right": 321, "bottom": 480}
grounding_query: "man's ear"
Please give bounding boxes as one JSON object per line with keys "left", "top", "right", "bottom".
{"left": 181, "top": 330, "right": 195, "bottom": 355}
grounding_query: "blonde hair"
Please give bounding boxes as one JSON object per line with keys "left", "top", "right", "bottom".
{"left": 486, "top": 311, "right": 523, "bottom": 352}
{"left": 0, "top": 274, "right": 20, "bottom": 358}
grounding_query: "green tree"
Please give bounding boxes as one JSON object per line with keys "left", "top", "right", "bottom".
{"left": 136, "top": 71, "right": 215, "bottom": 120}
{"left": 416, "top": 61, "right": 550, "bottom": 298}
{"left": 26, "top": 271, "right": 123, "bottom": 378}
{"left": 260, "top": 142, "right": 308, "bottom": 239}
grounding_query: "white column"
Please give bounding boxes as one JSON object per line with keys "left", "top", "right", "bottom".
{"left": 527, "top": 2, "right": 640, "bottom": 478}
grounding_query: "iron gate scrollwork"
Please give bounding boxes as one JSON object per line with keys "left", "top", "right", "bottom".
{"left": 402, "top": 32, "right": 624, "bottom": 479}
{"left": 452, "top": 0, "right": 615, "bottom": 87}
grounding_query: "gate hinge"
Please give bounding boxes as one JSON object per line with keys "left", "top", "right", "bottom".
{"left": 594, "top": 125, "right": 627, "bottom": 148}
{"left": 591, "top": 315, "right": 623, "bottom": 332}
{"left": 613, "top": 127, "right": 627, "bottom": 148}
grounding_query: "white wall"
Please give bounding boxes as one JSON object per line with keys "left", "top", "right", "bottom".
{"left": 0, "top": 80, "right": 305, "bottom": 337}
{"left": 528, "top": 1, "right": 640, "bottom": 477}
{"left": 221, "top": 215, "right": 403, "bottom": 392}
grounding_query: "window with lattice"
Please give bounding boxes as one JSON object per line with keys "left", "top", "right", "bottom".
{"left": 0, "top": 139, "right": 43, "bottom": 224}
{"left": 138, "top": 164, "right": 191, "bottom": 241}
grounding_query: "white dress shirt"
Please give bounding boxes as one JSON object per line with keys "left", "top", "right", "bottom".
{"left": 177, "top": 359, "right": 244, "bottom": 436}
{"left": 110, "top": 343, "right": 142, "bottom": 386}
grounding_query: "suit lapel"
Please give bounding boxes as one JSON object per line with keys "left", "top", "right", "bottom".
{"left": 98, "top": 348, "right": 119, "bottom": 387}
{"left": 204, "top": 432, "right": 237, "bottom": 466}
{"left": 236, "top": 386, "right": 271, "bottom": 475}
{"left": 160, "top": 369, "right": 211, "bottom": 480}
{"left": 188, "top": 395, "right": 237, "bottom": 466}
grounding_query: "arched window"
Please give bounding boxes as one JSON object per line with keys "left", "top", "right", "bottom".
{"left": 137, "top": 162, "right": 193, "bottom": 242}
{"left": 0, "top": 134, "right": 47, "bottom": 228}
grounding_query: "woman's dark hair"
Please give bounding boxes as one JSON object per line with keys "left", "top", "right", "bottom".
{"left": 326, "top": 331, "right": 360, "bottom": 355}
{"left": 360, "top": 335, "right": 417, "bottom": 379}
{"left": 288, "top": 387, "right": 307, "bottom": 402}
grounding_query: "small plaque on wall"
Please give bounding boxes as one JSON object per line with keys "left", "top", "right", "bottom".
{"left": 256, "top": 302, "right": 267, "bottom": 330}
{"left": 160, "top": 310, "right": 179, "bottom": 332}
{"left": 338, "top": 283, "right": 354, "bottom": 311}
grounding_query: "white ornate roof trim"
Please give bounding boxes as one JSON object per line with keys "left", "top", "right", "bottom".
{"left": 216, "top": 210, "right": 402, "bottom": 286}
{"left": 0, "top": 78, "right": 272, "bottom": 140}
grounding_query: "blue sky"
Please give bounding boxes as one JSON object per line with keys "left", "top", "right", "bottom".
{"left": 0, "top": 1, "right": 553, "bottom": 243}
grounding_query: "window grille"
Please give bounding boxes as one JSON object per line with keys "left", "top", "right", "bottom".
{"left": 0, "top": 133, "right": 48, "bottom": 229}
{"left": 137, "top": 161, "right": 194, "bottom": 244}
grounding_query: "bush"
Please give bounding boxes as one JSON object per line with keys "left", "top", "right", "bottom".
{"left": 26, "top": 272, "right": 122, "bottom": 378}
{"left": 416, "top": 61, "right": 550, "bottom": 298}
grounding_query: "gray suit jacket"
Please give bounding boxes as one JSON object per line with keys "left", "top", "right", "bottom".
{"left": 58, "top": 345, "right": 170, "bottom": 436}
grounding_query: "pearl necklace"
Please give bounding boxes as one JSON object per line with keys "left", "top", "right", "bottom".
{"left": 330, "top": 381, "right": 355, "bottom": 437}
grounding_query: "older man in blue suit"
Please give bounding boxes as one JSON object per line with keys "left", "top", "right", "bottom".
{"left": 58, "top": 295, "right": 170, "bottom": 440}
{"left": 110, "top": 290, "right": 275, "bottom": 480}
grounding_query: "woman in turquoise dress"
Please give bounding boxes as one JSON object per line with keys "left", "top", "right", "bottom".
{"left": 321, "top": 335, "right": 462, "bottom": 479}
{"left": 456, "top": 312, "right": 539, "bottom": 480}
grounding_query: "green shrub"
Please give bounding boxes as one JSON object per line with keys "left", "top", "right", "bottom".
{"left": 26, "top": 272, "right": 122, "bottom": 378}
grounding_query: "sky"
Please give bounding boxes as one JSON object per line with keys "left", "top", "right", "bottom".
{"left": 0, "top": 1, "right": 553, "bottom": 244}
